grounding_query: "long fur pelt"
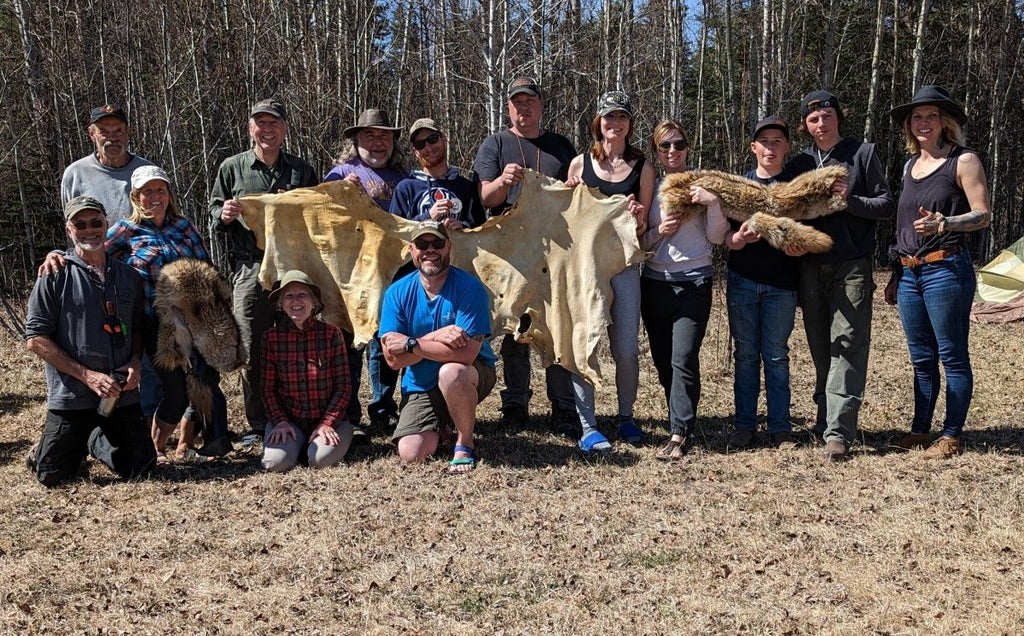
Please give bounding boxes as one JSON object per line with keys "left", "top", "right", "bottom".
{"left": 657, "top": 165, "right": 847, "bottom": 254}
{"left": 153, "top": 259, "right": 246, "bottom": 421}
{"left": 746, "top": 212, "right": 834, "bottom": 253}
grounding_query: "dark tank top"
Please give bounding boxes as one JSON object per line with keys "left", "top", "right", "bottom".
{"left": 582, "top": 154, "right": 645, "bottom": 198}
{"left": 896, "top": 146, "right": 970, "bottom": 256}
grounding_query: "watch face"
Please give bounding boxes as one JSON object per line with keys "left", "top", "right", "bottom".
{"left": 405, "top": 337, "right": 417, "bottom": 352}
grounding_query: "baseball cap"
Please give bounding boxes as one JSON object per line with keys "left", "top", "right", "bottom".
{"left": 411, "top": 220, "right": 450, "bottom": 242}
{"left": 250, "top": 99, "right": 288, "bottom": 120}
{"left": 130, "top": 165, "right": 171, "bottom": 190}
{"left": 752, "top": 115, "right": 790, "bottom": 140}
{"left": 508, "top": 77, "right": 542, "bottom": 100}
{"left": 409, "top": 118, "right": 442, "bottom": 142}
{"left": 596, "top": 91, "right": 633, "bottom": 117}
{"left": 800, "top": 90, "right": 843, "bottom": 119}
{"left": 89, "top": 104, "right": 128, "bottom": 125}
{"left": 64, "top": 195, "right": 107, "bottom": 221}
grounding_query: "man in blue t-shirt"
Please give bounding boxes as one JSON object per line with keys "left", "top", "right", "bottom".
{"left": 380, "top": 221, "right": 497, "bottom": 474}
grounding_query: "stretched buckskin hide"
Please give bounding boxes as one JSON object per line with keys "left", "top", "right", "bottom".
{"left": 238, "top": 171, "right": 645, "bottom": 386}
{"left": 153, "top": 258, "right": 246, "bottom": 421}
{"left": 658, "top": 165, "right": 849, "bottom": 253}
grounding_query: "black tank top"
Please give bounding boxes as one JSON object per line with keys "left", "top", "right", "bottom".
{"left": 896, "top": 145, "right": 970, "bottom": 256}
{"left": 581, "top": 154, "right": 645, "bottom": 198}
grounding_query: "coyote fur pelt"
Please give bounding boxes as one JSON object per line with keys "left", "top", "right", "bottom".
{"left": 153, "top": 259, "right": 246, "bottom": 421}
{"left": 658, "top": 165, "right": 848, "bottom": 253}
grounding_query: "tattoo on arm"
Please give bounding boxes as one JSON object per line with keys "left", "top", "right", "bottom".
{"left": 946, "top": 209, "right": 991, "bottom": 232}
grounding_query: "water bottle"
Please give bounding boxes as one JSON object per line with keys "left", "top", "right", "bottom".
{"left": 97, "top": 371, "right": 127, "bottom": 417}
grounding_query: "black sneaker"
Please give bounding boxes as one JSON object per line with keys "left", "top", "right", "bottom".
{"left": 499, "top": 405, "right": 529, "bottom": 428}
{"left": 351, "top": 424, "right": 371, "bottom": 445}
{"left": 25, "top": 443, "right": 37, "bottom": 474}
{"left": 197, "top": 436, "right": 232, "bottom": 458}
{"left": 370, "top": 413, "right": 400, "bottom": 437}
{"left": 550, "top": 409, "right": 582, "bottom": 440}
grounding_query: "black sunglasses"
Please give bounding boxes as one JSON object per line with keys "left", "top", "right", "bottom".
{"left": 70, "top": 219, "right": 105, "bottom": 230}
{"left": 413, "top": 237, "right": 447, "bottom": 250}
{"left": 657, "top": 140, "right": 688, "bottom": 152}
{"left": 412, "top": 132, "right": 442, "bottom": 150}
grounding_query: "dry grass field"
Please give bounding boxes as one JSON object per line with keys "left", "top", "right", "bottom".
{"left": 1, "top": 270, "right": 1023, "bottom": 635}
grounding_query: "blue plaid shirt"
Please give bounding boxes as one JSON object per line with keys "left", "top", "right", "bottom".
{"left": 107, "top": 216, "right": 210, "bottom": 316}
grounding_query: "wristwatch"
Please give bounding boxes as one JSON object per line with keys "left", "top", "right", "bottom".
{"left": 404, "top": 337, "right": 418, "bottom": 353}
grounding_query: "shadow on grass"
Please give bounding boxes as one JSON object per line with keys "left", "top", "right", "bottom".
{"left": 0, "top": 390, "right": 46, "bottom": 416}
{"left": 0, "top": 438, "right": 33, "bottom": 464}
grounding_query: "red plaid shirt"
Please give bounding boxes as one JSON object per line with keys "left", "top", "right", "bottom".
{"left": 261, "top": 316, "right": 350, "bottom": 434}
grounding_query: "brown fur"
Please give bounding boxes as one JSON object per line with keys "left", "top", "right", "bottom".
{"left": 153, "top": 259, "right": 245, "bottom": 421}
{"left": 659, "top": 166, "right": 847, "bottom": 220}
{"left": 746, "top": 212, "right": 834, "bottom": 254}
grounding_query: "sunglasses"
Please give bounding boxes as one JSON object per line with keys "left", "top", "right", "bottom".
{"left": 657, "top": 140, "right": 688, "bottom": 152}
{"left": 413, "top": 237, "right": 447, "bottom": 250}
{"left": 70, "top": 219, "right": 105, "bottom": 230}
{"left": 412, "top": 132, "right": 442, "bottom": 150}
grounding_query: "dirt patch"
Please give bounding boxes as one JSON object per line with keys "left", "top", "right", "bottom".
{"left": 2, "top": 271, "right": 1023, "bottom": 633}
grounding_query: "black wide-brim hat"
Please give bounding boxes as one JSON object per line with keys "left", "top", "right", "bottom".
{"left": 890, "top": 85, "right": 968, "bottom": 125}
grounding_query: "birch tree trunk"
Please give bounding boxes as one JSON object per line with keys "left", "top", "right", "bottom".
{"left": 863, "top": 0, "right": 886, "bottom": 141}
{"left": 912, "top": 0, "right": 932, "bottom": 93}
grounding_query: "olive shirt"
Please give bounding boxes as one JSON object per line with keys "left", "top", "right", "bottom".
{"left": 209, "top": 149, "right": 318, "bottom": 262}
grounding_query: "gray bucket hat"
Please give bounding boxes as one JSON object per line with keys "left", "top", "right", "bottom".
{"left": 343, "top": 109, "right": 402, "bottom": 138}
{"left": 268, "top": 270, "right": 324, "bottom": 312}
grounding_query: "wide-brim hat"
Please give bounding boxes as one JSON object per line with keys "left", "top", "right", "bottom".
{"left": 268, "top": 270, "right": 324, "bottom": 312}
{"left": 890, "top": 85, "right": 967, "bottom": 125}
{"left": 343, "top": 109, "right": 402, "bottom": 138}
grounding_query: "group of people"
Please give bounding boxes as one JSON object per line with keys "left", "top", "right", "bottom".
{"left": 24, "top": 77, "right": 990, "bottom": 487}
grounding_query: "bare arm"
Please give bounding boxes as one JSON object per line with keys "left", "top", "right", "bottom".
{"left": 26, "top": 336, "right": 125, "bottom": 399}
{"left": 949, "top": 151, "right": 992, "bottom": 232}
{"left": 479, "top": 163, "right": 525, "bottom": 208}
{"left": 382, "top": 327, "right": 482, "bottom": 370}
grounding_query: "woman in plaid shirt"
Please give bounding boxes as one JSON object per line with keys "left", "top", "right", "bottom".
{"left": 107, "top": 165, "right": 230, "bottom": 462}
{"left": 260, "top": 270, "right": 353, "bottom": 471}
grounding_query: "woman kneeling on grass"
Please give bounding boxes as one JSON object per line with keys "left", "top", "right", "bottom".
{"left": 261, "top": 270, "right": 354, "bottom": 471}
{"left": 888, "top": 85, "right": 991, "bottom": 459}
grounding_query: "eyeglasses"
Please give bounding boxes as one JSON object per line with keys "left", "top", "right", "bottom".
{"left": 70, "top": 219, "right": 105, "bottom": 230}
{"left": 657, "top": 140, "right": 688, "bottom": 152}
{"left": 412, "top": 132, "right": 442, "bottom": 150}
{"left": 413, "top": 237, "right": 446, "bottom": 250}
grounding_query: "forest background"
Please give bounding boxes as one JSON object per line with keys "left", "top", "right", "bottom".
{"left": 1, "top": 0, "right": 1023, "bottom": 307}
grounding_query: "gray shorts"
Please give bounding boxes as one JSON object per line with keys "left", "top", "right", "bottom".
{"left": 391, "top": 359, "right": 496, "bottom": 441}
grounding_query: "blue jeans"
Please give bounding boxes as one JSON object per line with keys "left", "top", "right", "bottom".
{"left": 367, "top": 335, "right": 399, "bottom": 420}
{"left": 571, "top": 265, "right": 641, "bottom": 427}
{"left": 640, "top": 276, "right": 713, "bottom": 437}
{"left": 897, "top": 249, "right": 975, "bottom": 438}
{"left": 727, "top": 270, "right": 797, "bottom": 434}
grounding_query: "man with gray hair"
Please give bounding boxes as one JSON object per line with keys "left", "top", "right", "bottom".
{"left": 210, "top": 99, "right": 319, "bottom": 439}
{"left": 26, "top": 196, "right": 155, "bottom": 486}
{"left": 61, "top": 103, "right": 153, "bottom": 223}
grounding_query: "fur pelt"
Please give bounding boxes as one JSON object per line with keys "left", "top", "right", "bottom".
{"left": 657, "top": 165, "right": 848, "bottom": 253}
{"left": 746, "top": 212, "right": 834, "bottom": 253}
{"left": 153, "top": 259, "right": 246, "bottom": 421}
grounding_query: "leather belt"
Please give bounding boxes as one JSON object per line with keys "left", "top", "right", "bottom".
{"left": 900, "top": 245, "right": 960, "bottom": 268}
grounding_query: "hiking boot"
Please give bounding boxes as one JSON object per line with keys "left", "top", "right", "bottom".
{"left": 370, "top": 412, "right": 400, "bottom": 437}
{"left": 894, "top": 432, "right": 930, "bottom": 451}
{"left": 616, "top": 416, "right": 643, "bottom": 444}
{"left": 197, "top": 435, "right": 232, "bottom": 458}
{"left": 728, "top": 428, "right": 756, "bottom": 450}
{"left": 351, "top": 424, "right": 370, "bottom": 445}
{"left": 921, "top": 436, "right": 960, "bottom": 459}
{"left": 655, "top": 436, "right": 688, "bottom": 461}
{"left": 550, "top": 408, "right": 582, "bottom": 440}
{"left": 823, "top": 440, "right": 849, "bottom": 461}
{"left": 771, "top": 431, "right": 799, "bottom": 450}
{"left": 499, "top": 405, "right": 529, "bottom": 428}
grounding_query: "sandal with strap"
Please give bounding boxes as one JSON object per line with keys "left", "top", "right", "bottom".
{"left": 448, "top": 444, "right": 476, "bottom": 474}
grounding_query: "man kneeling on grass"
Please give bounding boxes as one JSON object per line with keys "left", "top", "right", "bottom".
{"left": 380, "top": 221, "right": 497, "bottom": 474}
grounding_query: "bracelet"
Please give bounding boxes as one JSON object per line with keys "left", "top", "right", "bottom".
{"left": 936, "top": 215, "right": 947, "bottom": 235}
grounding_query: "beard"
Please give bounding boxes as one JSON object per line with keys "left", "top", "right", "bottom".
{"left": 73, "top": 237, "right": 105, "bottom": 252}
{"left": 417, "top": 253, "right": 450, "bottom": 278}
